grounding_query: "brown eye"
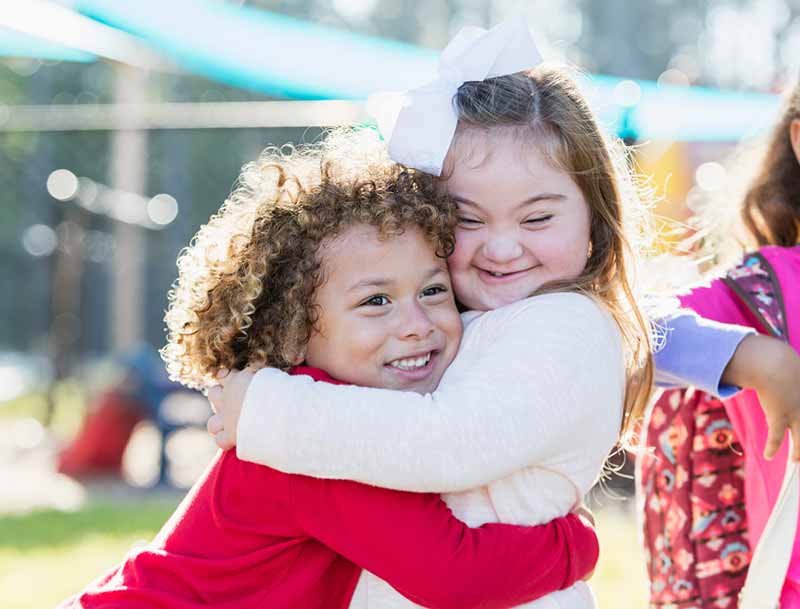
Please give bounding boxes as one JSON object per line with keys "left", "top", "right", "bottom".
{"left": 362, "top": 295, "right": 390, "bottom": 307}
{"left": 421, "top": 285, "right": 447, "bottom": 298}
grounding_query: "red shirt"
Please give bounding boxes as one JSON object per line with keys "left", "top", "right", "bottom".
{"left": 59, "top": 367, "right": 598, "bottom": 609}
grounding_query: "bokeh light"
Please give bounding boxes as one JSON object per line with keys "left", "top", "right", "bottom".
{"left": 614, "top": 80, "right": 641, "bottom": 108}
{"left": 333, "top": 0, "right": 378, "bottom": 21}
{"left": 113, "top": 192, "right": 148, "bottom": 225}
{"left": 13, "top": 418, "right": 45, "bottom": 450}
{"left": 22, "top": 223, "right": 58, "bottom": 257}
{"left": 76, "top": 176, "right": 100, "bottom": 210}
{"left": 46, "top": 169, "right": 79, "bottom": 201}
{"left": 657, "top": 68, "right": 690, "bottom": 87}
{"left": 695, "top": 161, "right": 728, "bottom": 192}
{"left": 0, "top": 365, "right": 31, "bottom": 401}
{"left": 146, "top": 194, "right": 179, "bottom": 226}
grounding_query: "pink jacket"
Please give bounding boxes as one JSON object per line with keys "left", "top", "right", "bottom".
{"left": 680, "top": 245, "right": 800, "bottom": 608}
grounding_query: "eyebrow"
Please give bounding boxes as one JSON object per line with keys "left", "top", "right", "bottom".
{"left": 453, "top": 194, "right": 566, "bottom": 211}
{"left": 346, "top": 266, "right": 447, "bottom": 293}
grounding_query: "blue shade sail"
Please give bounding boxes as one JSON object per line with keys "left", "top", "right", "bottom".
{"left": 74, "top": 0, "right": 782, "bottom": 141}
{"left": 0, "top": 26, "right": 95, "bottom": 61}
{"left": 73, "top": 0, "right": 439, "bottom": 99}
{"left": 2, "top": 0, "right": 782, "bottom": 141}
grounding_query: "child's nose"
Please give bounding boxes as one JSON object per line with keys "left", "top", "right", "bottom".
{"left": 399, "top": 301, "right": 435, "bottom": 339}
{"left": 483, "top": 232, "right": 523, "bottom": 263}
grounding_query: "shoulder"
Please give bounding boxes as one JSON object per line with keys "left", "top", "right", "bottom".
{"left": 458, "top": 292, "right": 624, "bottom": 378}
{"left": 212, "top": 451, "right": 308, "bottom": 529}
{"left": 758, "top": 244, "right": 800, "bottom": 257}
{"left": 758, "top": 244, "right": 800, "bottom": 269}
{"left": 485, "top": 292, "right": 619, "bottom": 342}
{"left": 215, "top": 450, "right": 292, "bottom": 502}
{"left": 494, "top": 291, "right": 606, "bottom": 317}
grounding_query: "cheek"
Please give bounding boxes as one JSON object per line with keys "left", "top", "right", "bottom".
{"left": 343, "top": 321, "right": 387, "bottom": 358}
{"left": 434, "top": 306, "right": 462, "bottom": 339}
{"left": 446, "top": 317, "right": 463, "bottom": 351}
{"left": 449, "top": 230, "right": 478, "bottom": 273}
{"left": 318, "top": 315, "right": 383, "bottom": 362}
{"left": 327, "top": 321, "right": 389, "bottom": 385}
{"left": 446, "top": 258, "right": 471, "bottom": 305}
{"left": 535, "top": 227, "right": 590, "bottom": 276}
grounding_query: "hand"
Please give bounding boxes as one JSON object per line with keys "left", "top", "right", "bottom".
{"left": 206, "top": 367, "right": 257, "bottom": 450}
{"left": 571, "top": 502, "right": 596, "bottom": 581}
{"left": 572, "top": 501, "right": 595, "bottom": 528}
{"left": 722, "top": 334, "right": 800, "bottom": 461}
{"left": 750, "top": 344, "right": 800, "bottom": 461}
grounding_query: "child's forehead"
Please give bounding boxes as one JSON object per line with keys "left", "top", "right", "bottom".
{"left": 315, "top": 224, "right": 448, "bottom": 290}
{"left": 320, "top": 223, "right": 382, "bottom": 254}
{"left": 318, "top": 224, "right": 422, "bottom": 266}
{"left": 444, "top": 126, "right": 562, "bottom": 176}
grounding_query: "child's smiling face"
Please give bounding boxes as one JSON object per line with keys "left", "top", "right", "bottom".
{"left": 304, "top": 225, "right": 462, "bottom": 394}
{"left": 444, "top": 130, "right": 592, "bottom": 312}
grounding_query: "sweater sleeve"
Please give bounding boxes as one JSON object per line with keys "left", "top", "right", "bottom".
{"left": 237, "top": 293, "right": 624, "bottom": 492}
{"left": 290, "top": 474, "right": 598, "bottom": 609}
{"left": 653, "top": 307, "right": 754, "bottom": 398}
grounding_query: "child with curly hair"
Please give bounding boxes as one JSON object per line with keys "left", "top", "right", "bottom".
{"left": 56, "top": 129, "right": 599, "bottom": 609}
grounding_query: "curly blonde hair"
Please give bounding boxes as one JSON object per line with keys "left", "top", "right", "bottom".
{"left": 162, "top": 129, "right": 456, "bottom": 390}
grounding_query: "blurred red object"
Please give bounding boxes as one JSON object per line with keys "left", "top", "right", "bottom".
{"left": 57, "top": 390, "right": 145, "bottom": 478}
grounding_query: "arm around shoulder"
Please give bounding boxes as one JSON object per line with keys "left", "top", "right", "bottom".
{"left": 237, "top": 293, "right": 625, "bottom": 492}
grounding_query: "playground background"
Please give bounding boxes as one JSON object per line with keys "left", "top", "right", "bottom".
{"left": 3, "top": 1, "right": 799, "bottom": 607}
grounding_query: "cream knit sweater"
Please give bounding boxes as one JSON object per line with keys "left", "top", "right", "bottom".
{"left": 238, "top": 293, "right": 625, "bottom": 609}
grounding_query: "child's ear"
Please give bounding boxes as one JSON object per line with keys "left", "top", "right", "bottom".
{"left": 790, "top": 119, "right": 800, "bottom": 166}
{"left": 291, "top": 348, "right": 306, "bottom": 366}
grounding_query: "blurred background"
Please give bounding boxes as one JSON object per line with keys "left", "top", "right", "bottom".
{"left": 1, "top": 0, "right": 798, "bottom": 607}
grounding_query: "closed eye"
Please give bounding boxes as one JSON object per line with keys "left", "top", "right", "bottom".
{"left": 457, "top": 217, "right": 483, "bottom": 225}
{"left": 524, "top": 215, "right": 553, "bottom": 224}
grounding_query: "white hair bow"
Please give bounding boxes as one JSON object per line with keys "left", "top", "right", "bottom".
{"left": 369, "top": 17, "right": 542, "bottom": 175}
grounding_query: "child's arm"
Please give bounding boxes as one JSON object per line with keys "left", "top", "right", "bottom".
{"left": 650, "top": 307, "right": 800, "bottom": 460}
{"left": 217, "top": 293, "right": 623, "bottom": 492}
{"left": 720, "top": 333, "right": 800, "bottom": 459}
{"left": 290, "top": 474, "right": 598, "bottom": 609}
{"left": 653, "top": 309, "right": 754, "bottom": 397}
{"left": 677, "top": 278, "right": 800, "bottom": 460}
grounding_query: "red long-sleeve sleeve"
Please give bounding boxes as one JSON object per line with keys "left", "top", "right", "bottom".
{"left": 57, "top": 367, "right": 597, "bottom": 609}
{"left": 289, "top": 473, "right": 598, "bottom": 609}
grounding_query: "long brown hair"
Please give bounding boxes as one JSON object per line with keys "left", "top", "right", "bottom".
{"left": 448, "top": 66, "right": 655, "bottom": 441}
{"left": 741, "top": 81, "right": 800, "bottom": 246}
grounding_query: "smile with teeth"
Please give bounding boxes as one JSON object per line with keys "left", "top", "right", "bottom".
{"left": 483, "top": 268, "right": 528, "bottom": 277}
{"left": 388, "top": 352, "right": 432, "bottom": 371}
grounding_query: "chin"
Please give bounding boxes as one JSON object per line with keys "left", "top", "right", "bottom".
{"left": 478, "top": 294, "right": 522, "bottom": 311}
{"left": 415, "top": 381, "right": 439, "bottom": 395}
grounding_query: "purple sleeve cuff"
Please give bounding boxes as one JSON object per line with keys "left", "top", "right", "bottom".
{"left": 653, "top": 309, "right": 754, "bottom": 398}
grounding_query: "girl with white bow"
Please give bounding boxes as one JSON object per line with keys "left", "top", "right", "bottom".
{"left": 208, "top": 18, "right": 800, "bottom": 609}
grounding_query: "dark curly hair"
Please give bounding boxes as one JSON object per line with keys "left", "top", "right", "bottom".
{"left": 162, "top": 129, "right": 456, "bottom": 389}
